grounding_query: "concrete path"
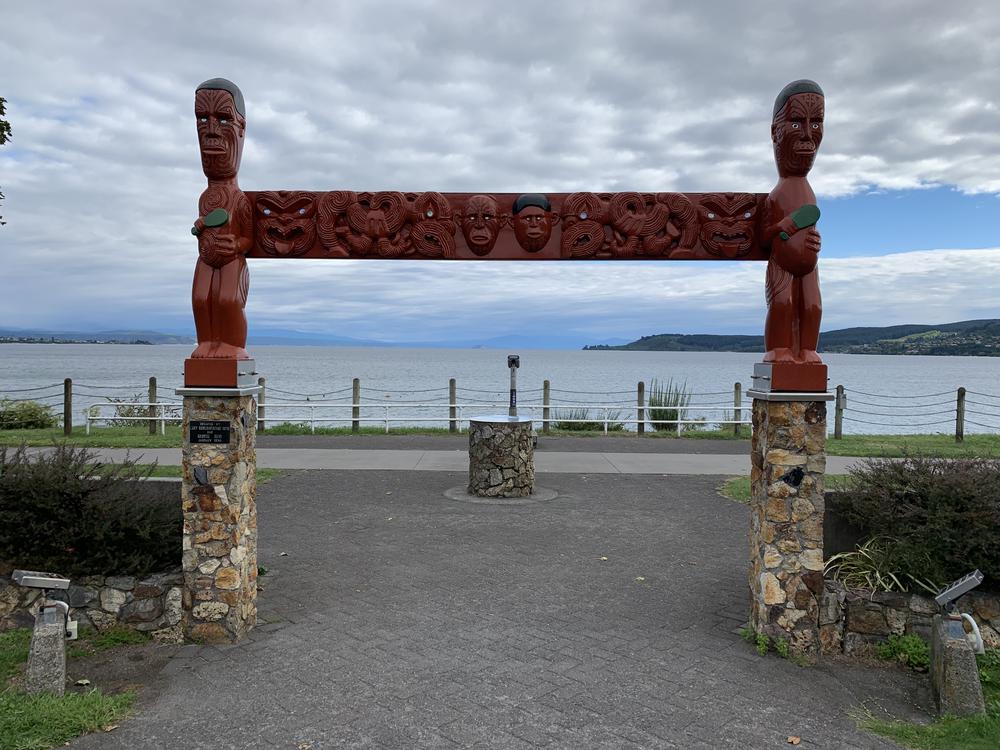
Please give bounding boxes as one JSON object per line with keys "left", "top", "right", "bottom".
{"left": 71, "top": 470, "right": 928, "bottom": 749}
{"left": 68, "top": 447, "right": 866, "bottom": 475}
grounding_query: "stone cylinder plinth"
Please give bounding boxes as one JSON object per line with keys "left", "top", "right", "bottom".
{"left": 749, "top": 394, "right": 831, "bottom": 655}
{"left": 468, "top": 416, "right": 534, "bottom": 497}
{"left": 178, "top": 387, "right": 258, "bottom": 643}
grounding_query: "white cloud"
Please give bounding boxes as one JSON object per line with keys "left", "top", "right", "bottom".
{"left": 1, "top": 0, "right": 998, "bottom": 339}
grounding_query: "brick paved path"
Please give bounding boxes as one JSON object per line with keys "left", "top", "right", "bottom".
{"left": 73, "top": 471, "right": 928, "bottom": 749}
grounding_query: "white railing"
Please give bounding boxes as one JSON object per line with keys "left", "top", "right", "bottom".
{"left": 84, "top": 402, "right": 182, "bottom": 435}
{"left": 82, "top": 400, "right": 751, "bottom": 435}
{"left": 257, "top": 401, "right": 750, "bottom": 434}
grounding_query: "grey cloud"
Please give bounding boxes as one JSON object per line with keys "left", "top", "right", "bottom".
{"left": 1, "top": 0, "right": 999, "bottom": 337}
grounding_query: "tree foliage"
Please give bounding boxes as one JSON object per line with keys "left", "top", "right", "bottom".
{"left": 0, "top": 96, "right": 10, "bottom": 225}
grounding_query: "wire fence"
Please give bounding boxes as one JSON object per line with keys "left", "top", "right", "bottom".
{"left": 1, "top": 377, "right": 999, "bottom": 437}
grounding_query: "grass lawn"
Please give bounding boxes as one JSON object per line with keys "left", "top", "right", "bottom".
{"left": 718, "top": 474, "right": 853, "bottom": 503}
{"left": 0, "top": 627, "right": 136, "bottom": 750}
{"left": 826, "top": 433, "right": 1000, "bottom": 458}
{"left": 860, "top": 650, "right": 1000, "bottom": 749}
{"left": 106, "top": 464, "right": 283, "bottom": 484}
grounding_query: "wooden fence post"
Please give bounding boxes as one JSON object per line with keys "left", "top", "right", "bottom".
{"left": 956, "top": 387, "right": 966, "bottom": 443}
{"left": 449, "top": 378, "right": 457, "bottom": 433}
{"left": 542, "top": 380, "right": 550, "bottom": 434}
{"left": 637, "top": 381, "right": 645, "bottom": 435}
{"left": 352, "top": 378, "right": 361, "bottom": 433}
{"left": 148, "top": 376, "right": 157, "bottom": 435}
{"left": 834, "top": 385, "right": 845, "bottom": 440}
{"left": 733, "top": 382, "right": 742, "bottom": 436}
{"left": 257, "top": 377, "right": 266, "bottom": 432}
{"left": 63, "top": 378, "right": 72, "bottom": 436}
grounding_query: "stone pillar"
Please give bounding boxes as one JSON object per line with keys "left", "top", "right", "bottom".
{"left": 178, "top": 387, "right": 258, "bottom": 643}
{"left": 25, "top": 608, "right": 66, "bottom": 695}
{"left": 748, "top": 394, "right": 831, "bottom": 655}
{"left": 468, "top": 416, "right": 534, "bottom": 497}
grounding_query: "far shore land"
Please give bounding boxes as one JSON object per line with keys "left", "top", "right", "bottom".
{"left": 2, "top": 317, "right": 999, "bottom": 355}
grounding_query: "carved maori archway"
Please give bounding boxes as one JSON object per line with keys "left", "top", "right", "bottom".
{"left": 179, "top": 77, "right": 832, "bottom": 655}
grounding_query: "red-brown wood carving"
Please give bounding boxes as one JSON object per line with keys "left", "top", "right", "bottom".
{"left": 186, "top": 78, "right": 828, "bottom": 388}
{"left": 762, "top": 81, "right": 825, "bottom": 373}
{"left": 188, "top": 79, "right": 253, "bottom": 388}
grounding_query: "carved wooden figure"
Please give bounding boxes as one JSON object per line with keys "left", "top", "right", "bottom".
{"left": 762, "top": 80, "right": 825, "bottom": 367}
{"left": 184, "top": 78, "right": 829, "bottom": 391}
{"left": 188, "top": 78, "right": 253, "bottom": 385}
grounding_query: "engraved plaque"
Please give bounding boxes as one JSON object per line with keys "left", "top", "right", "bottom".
{"left": 190, "top": 420, "right": 231, "bottom": 444}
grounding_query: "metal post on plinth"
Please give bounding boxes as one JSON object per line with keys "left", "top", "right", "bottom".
{"left": 507, "top": 354, "right": 519, "bottom": 418}
{"left": 747, "top": 362, "right": 834, "bottom": 657}
{"left": 177, "top": 361, "right": 259, "bottom": 643}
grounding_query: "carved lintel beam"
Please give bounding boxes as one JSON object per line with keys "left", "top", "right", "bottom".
{"left": 241, "top": 190, "right": 768, "bottom": 261}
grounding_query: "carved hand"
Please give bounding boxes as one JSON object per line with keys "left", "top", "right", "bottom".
{"left": 773, "top": 227, "right": 820, "bottom": 277}
{"left": 199, "top": 232, "right": 242, "bottom": 268}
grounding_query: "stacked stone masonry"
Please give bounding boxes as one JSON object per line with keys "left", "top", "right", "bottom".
{"left": 749, "top": 398, "right": 828, "bottom": 655}
{"left": 181, "top": 393, "right": 258, "bottom": 643}
{"left": 468, "top": 420, "right": 535, "bottom": 497}
{"left": 820, "top": 580, "right": 1000, "bottom": 656}
{"left": 0, "top": 570, "right": 184, "bottom": 644}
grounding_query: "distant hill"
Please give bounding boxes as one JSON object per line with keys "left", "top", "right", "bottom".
{"left": 0, "top": 326, "right": 628, "bottom": 350}
{"left": 584, "top": 319, "right": 1000, "bottom": 356}
{"left": 0, "top": 328, "right": 192, "bottom": 345}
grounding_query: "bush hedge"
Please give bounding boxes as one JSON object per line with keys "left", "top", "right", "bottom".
{"left": 0, "top": 444, "right": 180, "bottom": 578}
{"left": 0, "top": 399, "right": 56, "bottom": 430}
{"left": 831, "top": 457, "right": 1000, "bottom": 590}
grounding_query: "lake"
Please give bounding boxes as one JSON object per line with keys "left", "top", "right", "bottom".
{"left": 1, "top": 344, "right": 998, "bottom": 435}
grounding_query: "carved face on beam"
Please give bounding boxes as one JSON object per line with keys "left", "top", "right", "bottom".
{"left": 255, "top": 191, "right": 316, "bottom": 256}
{"left": 195, "top": 88, "right": 245, "bottom": 180}
{"left": 512, "top": 194, "right": 555, "bottom": 252}
{"left": 461, "top": 195, "right": 501, "bottom": 256}
{"left": 772, "top": 91, "right": 824, "bottom": 178}
{"left": 697, "top": 193, "right": 757, "bottom": 258}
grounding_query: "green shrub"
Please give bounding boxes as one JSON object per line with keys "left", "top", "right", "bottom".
{"left": 825, "top": 536, "right": 940, "bottom": 595}
{"left": 876, "top": 634, "right": 930, "bottom": 671}
{"left": 0, "top": 399, "right": 56, "bottom": 430}
{"left": 0, "top": 444, "right": 180, "bottom": 578}
{"left": 831, "top": 457, "right": 1000, "bottom": 590}
{"left": 552, "top": 408, "right": 625, "bottom": 432}
{"left": 647, "top": 379, "right": 691, "bottom": 432}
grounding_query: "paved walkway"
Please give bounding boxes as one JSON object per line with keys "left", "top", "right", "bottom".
{"left": 72, "top": 470, "right": 928, "bottom": 749}
{"left": 75, "top": 446, "right": 865, "bottom": 475}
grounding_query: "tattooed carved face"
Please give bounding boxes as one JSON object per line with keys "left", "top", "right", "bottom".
{"left": 698, "top": 193, "right": 757, "bottom": 258}
{"left": 195, "top": 89, "right": 245, "bottom": 180}
{"left": 773, "top": 93, "right": 824, "bottom": 178}
{"left": 512, "top": 194, "right": 555, "bottom": 252}
{"left": 461, "top": 195, "right": 501, "bottom": 256}
{"left": 255, "top": 191, "right": 316, "bottom": 256}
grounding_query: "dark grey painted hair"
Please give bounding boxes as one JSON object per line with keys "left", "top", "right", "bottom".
{"left": 196, "top": 78, "right": 245, "bottom": 117}
{"left": 773, "top": 79, "right": 823, "bottom": 118}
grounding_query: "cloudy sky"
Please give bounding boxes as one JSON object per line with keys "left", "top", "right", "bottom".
{"left": 2, "top": 0, "right": 998, "bottom": 346}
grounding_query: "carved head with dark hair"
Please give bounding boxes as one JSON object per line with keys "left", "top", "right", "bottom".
{"left": 512, "top": 193, "right": 555, "bottom": 252}
{"left": 771, "top": 79, "right": 824, "bottom": 179}
{"left": 461, "top": 195, "right": 501, "bottom": 256}
{"left": 195, "top": 78, "right": 246, "bottom": 180}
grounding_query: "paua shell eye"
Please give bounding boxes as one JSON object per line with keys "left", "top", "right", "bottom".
{"left": 263, "top": 208, "right": 272, "bottom": 216}
{"left": 298, "top": 208, "right": 306, "bottom": 215}
{"left": 707, "top": 212, "right": 716, "bottom": 220}
{"left": 791, "top": 122, "right": 800, "bottom": 129}
{"left": 743, "top": 211, "right": 752, "bottom": 219}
